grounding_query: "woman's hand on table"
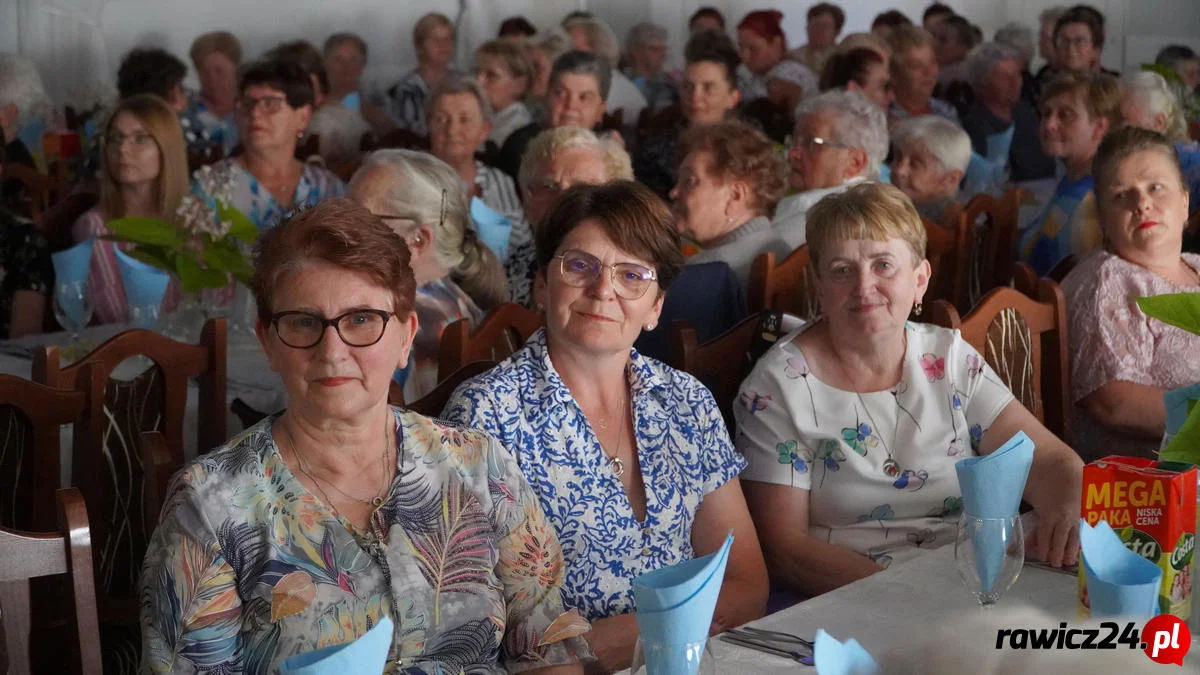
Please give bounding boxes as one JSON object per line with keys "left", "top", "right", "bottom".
{"left": 1026, "top": 504, "right": 1080, "bottom": 568}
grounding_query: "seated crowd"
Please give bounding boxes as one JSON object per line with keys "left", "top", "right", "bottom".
{"left": 3, "top": 2, "right": 1200, "bottom": 673}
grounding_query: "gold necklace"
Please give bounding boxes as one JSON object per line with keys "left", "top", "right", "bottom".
{"left": 283, "top": 420, "right": 393, "bottom": 508}
{"left": 595, "top": 395, "right": 628, "bottom": 478}
{"left": 829, "top": 331, "right": 907, "bottom": 478}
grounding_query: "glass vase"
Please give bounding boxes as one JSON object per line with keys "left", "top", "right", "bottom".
{"left": 162, "top": 291, "right": 207, "bottom": 342}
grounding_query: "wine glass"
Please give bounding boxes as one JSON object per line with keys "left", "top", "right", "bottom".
{"left": 53, "top": 281, "right": 94, "bottom": 344}
{"left": 955, "top": 513, "right": 1025, "bottom": 608}
{"left": 127, "top": 302, "right": 162, "bottom": 330}
{"left": 630, "top": 638, "right": 716, "bottom": 675}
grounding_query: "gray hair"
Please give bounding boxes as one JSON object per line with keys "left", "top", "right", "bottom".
{"left": 564, "top": 17, "right": 621, "bottom": 68}
{"left": 993, "top": 23, "right": 1034, "bottom": 64}
{"left": 794, "top": 89, "right": 889, "bottom": 180}
{"left": 425, "top": 76, "right": 494, "bottom": 125}
{"left": 349, "top": 150, "right": 508, "bottom": 308}
{"left": 1121, "top": 70, "right": 1189, "bottom": 142}
{"left": 966, "top": 42, "right": 1022, "bottom": 91}
{"left": 892, "top": 115, "right": 972, "bottom": 174}
{"left": 550, "top": 50, "right": 613, "bottom": 100}
{"left": 518, "top": 126, "right": 633, "bottom": 192}
{"left": 306, "top": 103, "right": 370, "bottom": 166}
{"left": 0, "top": 54, "right": 51, "bottom": 128}
{"left": 626, "top": 23, "right": 668, "bottom": 50}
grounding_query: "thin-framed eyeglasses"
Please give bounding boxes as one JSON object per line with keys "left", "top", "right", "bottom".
{"left": 238, "top": 94, "right": 289, "bottom": 115}
{"left": 554, "top": 249, "right": 658, "bottom": 300}
{"left": 104, "top": 131, "right": 155, "bottom": 149}
{"left": 1054, "top": 36, "right": 1092, "bottom": 50}
{"left": 269, "top": 309, "right": 396, "bottom": 349}
{"left": 786, "top": 134, "right": 853, "bottom": 153}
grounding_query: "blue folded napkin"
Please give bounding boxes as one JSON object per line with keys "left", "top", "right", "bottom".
{"left": 51, "top": 237, "right": 94, "bottom": 287}
{"left": 633, "top": 533, "right": 733, "bottom": 675}
{"left": 341, "top": 91, "right": 361, "bottom": 112}
{"left": 956, "top": 431, "right": 1035, "bottom": 590}
{"left": 114, "top": 248, "right": 170, "bottom": 314}
{"left": 469, "top": 197, "right": 512, "bottom": 262}
{"left": 965, "top": 152, "right": 1003, "bottom": 194}
{"left": 278, "top": 616, "right": 393, "bottom": 674}
{"left": 813, "top": 629, "right": 879, "bottom": 675}
{"left": 985, "top": 126, "right": 1015, "bottom": 166}
{"left": 1079, "top": 519, "right": 1163, "bottom": 619}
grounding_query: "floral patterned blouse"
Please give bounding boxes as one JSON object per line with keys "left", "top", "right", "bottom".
{"left": 734, "top": 322, "right": 1014, "bottom": 568}
{"left": 201, "top": 158, "right": 345, "bottom": 230}
{"left": 441, "top": 328, "right": 746, "bottom": 621}
{"left": 140, "top": 408, "right": 591, "bottom": 674}
{"left": 0, "top": 208, "right": 52, "bottom": 337}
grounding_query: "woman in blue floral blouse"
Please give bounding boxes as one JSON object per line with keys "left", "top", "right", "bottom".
{"left": 443, "top": 181, "right": 767, "bottom": 672}
{"left": 140, "top": 199, "right": 588, "bottom": 674}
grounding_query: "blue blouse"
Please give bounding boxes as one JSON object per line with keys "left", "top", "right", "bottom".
{"left": 441, "top": 328, "right": 746, "bottom": 621}
{"left": 204, "top": 158, "right": 346, "bottom": 230}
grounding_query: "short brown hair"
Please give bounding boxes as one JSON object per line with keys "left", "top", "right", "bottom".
{"left": 414, "top": 13, "right": 455, "bottom": 49}
{"left": 806, "top": 182, "right": 927, "bottom": 272}
{"left": 252, "top": 198, "right": 417, "bottom": 322}
{"left": 808, "top": 3, "right": 846, "bottom": 32}
{"left": 679, "top": 120, "right": 788, "bottom": 217}
{"left": 190, "top": 31, "right": 242, "bottom": 67}
{"left": 475, "top": 39, "right": 535, "bottom": 82}
{"left": 1092, "top": 126, "right": 1185, "bottom": 206}
{"left": 1040, "top": 70, "right": 1121, "bottom": 128}
{"left": 887, "top": 25, "right": 934, "bottom": 67}
{"left": 535, "top": 181, "right": 684, "bottom": 291}
{"left": 264, "top": 40, "right": 328, "bottom": 97}
{"left": 1054, "top": 5, "right": 1105, "bottom": 50}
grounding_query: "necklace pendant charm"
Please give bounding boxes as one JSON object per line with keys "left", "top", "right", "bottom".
{"left": 372, "top": 496, "right": 384, "bottom": 508}
{"left": 882, "top": 458, "right": 900, "bottom": 478}
{"left": 610, "top": 456, "right": 625, "bottom": 478}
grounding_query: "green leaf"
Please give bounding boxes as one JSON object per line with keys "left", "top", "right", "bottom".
{"left": 106, "top": 217, "right": 184, "bottom": 247}
{"left": 125, "top": 247, "right": 174, "bottom": 272}
{"left": 174, "top": 256, "right": 230, "bottom": 292}
{"left": 217, "top": 202, "right": 259, "bottom": 243}
{"left": 1159, "top": 405, "right": 1200, "bottom": 465}
{"left": 1136, "top": 294, "right": 1200, "bottom": 337}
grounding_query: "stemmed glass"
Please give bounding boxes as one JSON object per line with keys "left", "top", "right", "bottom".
{"left": 53, "top": 280, "right": 94, "bottom": 348}
{"left": 630, "top": 638, "right": 716, "bottom": 675}
{"left": 955, "top": 513, "right": 1025, "bottom": 608}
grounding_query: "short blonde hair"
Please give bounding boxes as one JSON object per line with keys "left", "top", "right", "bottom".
{"left": 414, "top": 13, "right": 454, "bottom": 49}
{"left": 190, "top": 31, "right": 242, "bottom": 67}
{"left": 1041, "top": 70, "right": 1121, "bottom": 128}
{"left": 887, "top": 25, "right": 934, "bottom": 68}
{"left": 806, "top": 182, "right": 927, "bottom": 272}
{"left": 475, "top": 39, "right": 534, "bottom": 83}
{"left": 517, "top": 126, "right": 633, "bottom": 192}
{"left": 838, "top": 32, "right": 892, "bottom": 58}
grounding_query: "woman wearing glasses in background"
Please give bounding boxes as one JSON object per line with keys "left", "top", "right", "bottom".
{"left": 141, "top": 198, "right": 590, "bottom": 674}
{"left": 443, "top": 181, "right": 768, "bottom": 673}
{"left": 73, "top": 94, "right": 190, "bottom": 324}
{"left": 199, "top": 59, "right": 344, "bottom": 229}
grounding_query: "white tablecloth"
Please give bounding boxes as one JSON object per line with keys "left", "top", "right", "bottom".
{"left": 699, "top": 545, "right": 1200, "bottom": 672}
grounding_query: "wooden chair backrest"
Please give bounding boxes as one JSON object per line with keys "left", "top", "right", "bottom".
{"left": 437, "top": 303, "right": 542, "bottom": 381}
{"left": 36, "top": 191, "right": 98, "bottom": 254}
{"left": 669, "top": 312, "right": 772, "bottom": 427}
{"left": 962, "top": 189, "right": 1022, "bottom": 301}
{"left": 137, "top": 431, "right": 178, "bottom": 530}
{"left": 0, "top": 487, "right": 102, "bottom": 675}
{"left": 3, "top": 163, "right": 64, "bottom": 220}
{"left": 0, "top": 375, "right": 86, "bottom": 531}
{"left": 747, "top": 247, "right": 818, "bottom": 321}
{"left": 406, "top": 361, "right": 498, "bottom": 418}
{"left": 922, "top": 214, "right": 972, "bottom": 314}
{"left": 930, "top": 275, "right": 1070, "bottom": 440}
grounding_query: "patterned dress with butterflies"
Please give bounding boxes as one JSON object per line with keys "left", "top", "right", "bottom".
{"left": 734, "top": 322, "right": 1014, "bottom": 568}
{"left": 139, "top": 408, "right": 591, "bottom": 674}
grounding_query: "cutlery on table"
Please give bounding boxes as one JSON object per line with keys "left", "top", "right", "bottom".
{"left": 1023, "top": 560, "right": 1079, "bottom": 576}
{"left": 720, "top": 630, "right": 814, "bottom": 666}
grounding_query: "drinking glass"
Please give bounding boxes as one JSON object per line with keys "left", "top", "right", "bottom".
{"left": 127, "top": 302, "right": 162, "bottom": 330}
{"left": 53, "top": 281, "right": 94, "bottom": 344}
{"left": 955, "top": 513, "right": 1025, "bottom": 608}
{"left": 630, "top": 638, "right": 716, "bottom": 675}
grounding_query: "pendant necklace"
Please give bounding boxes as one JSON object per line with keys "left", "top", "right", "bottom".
{"left": 597, "top": 395, "right": 628, "bottom": 478}
{"left": 284, "top": 420, "right": 393, "bottom": 508}
{"left": 832, "top": 334, "right": 907, "bottom": 478}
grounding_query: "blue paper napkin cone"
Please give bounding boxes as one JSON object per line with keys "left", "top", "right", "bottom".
{"left": 51, "top": 237, "right": 94, "bottom": 286}
{"left": 633, "top": 533, "right": 733, "bottom": 675}
{"left": 813, "top": 629, "right": 879, "bottom": 675}
{"left": 469, "top": 197, "right": 512, "bottom": 262}
{"left": 114, "top": 247, "right": 170, "bottom": 313}
{"left": 279, "top": 616, "right": 393, "bottom": 674}
{"left": 956, "top": 431, "right": 1035, "bottom": 590}
{"left": 1080, "top": 519, "right": 1164, "bottom": 619}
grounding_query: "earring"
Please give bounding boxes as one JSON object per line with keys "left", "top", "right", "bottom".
{"left": 297, "top": 131, "right": 304, "bottom": 139}
{"left": 644, "top": 322, "right": 657, "bottom": 331}
{"left": 536, "top": 303, "right": 545, "bottom": 313}
{"left": 912, "top": 302, "right": 923, "bottom": 317}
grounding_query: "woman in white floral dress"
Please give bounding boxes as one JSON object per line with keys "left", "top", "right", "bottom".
{"left": 736, "top": 182, "right": 1084, "bottom": 597}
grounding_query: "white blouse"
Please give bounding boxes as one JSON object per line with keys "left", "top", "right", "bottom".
{"left": 735, "top": 321, "right": 1014, "bottom": 567}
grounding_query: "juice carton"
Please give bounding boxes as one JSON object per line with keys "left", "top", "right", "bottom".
{"left": 1078, "top": 456, "right": 1197, "bottom": 619}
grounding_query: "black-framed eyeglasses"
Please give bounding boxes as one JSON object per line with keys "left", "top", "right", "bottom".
{"left": 238, "top": 94, "right": 289, "bottom": 115}
{"left": 554, "top": 249, "right": 658, "bottom": 300}
{"left": 269, "top": 309, "right": 395, "bottom": 349}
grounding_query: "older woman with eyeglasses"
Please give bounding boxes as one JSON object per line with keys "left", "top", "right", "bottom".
{"left": 444, "top": 181, "right": 767, "bottom": 672}
{"left": 201, "top": 59, "right": 344, "bottom": 229}
{"left": 141, "top": 198, "right": 590, "bottom": 674}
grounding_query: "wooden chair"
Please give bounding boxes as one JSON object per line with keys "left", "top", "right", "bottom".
{"left": 437, "top": 303, "right": 542, "bottom": 381}
{"left": 137, "top": 432, "right": 176, "bottom": 529}
{"left": 404, "top": 361, "right": 498, "bottom": 417}
{"left": 0, "top": 487, "right": 102, "bottom": 675}
{"left": 31, "top": 320, "right": 226, "bottom": 629}
{"left": 0, "top": 375, "right": 87, "bottom": 532}
{"left": 1046, "top": 254, "right": 1079, "bottom": 284}
{"left": 930, "top": 276, "right": 1070, "bottom": 441}
{"left": 3, "top": 162, "right": 65, "bottom": 220}
{"left": 962, "top": 189, "right": 1022, "bottom": 303}
{"left": 747, "top": 247, "right": 819, "bottom": 321}
{"left": 1011, "top": 261, "right": 1039, "bottom": 298}
{"left": 36, "top": 191, "right": 98, "bottom": 254}
{"left": 922, "top": 214, "right": 972, "bottom": 315}
{"left": 669, "top": 312, "right": 786, "bottom": 427}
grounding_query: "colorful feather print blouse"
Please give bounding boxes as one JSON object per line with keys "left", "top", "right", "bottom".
{"left": 139, "top": 407, "right": 591, "bottom": 674}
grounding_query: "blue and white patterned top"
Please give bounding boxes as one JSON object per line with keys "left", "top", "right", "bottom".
{"left": 204, "top": 158, "right": 345, "bottom": 230}
{"left": 441, "top": 328, "right": 746, "bottom": 621}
